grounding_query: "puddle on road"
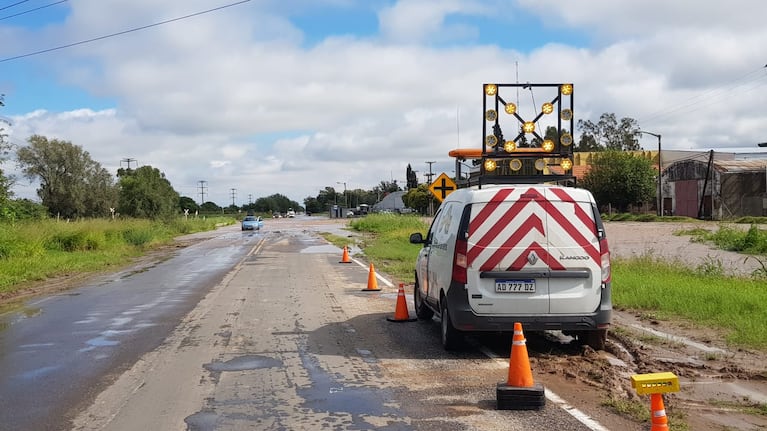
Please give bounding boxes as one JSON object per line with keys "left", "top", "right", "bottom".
{"left": 0, "top": 304, "right": 43, "bottom": 332}
{"left": 203, "top": 355, "right": 283, "bottom": 372}
{"left": 20, "top": 364, "right": 61, "bottom": 380}
{"left": 300, "top": 244, "right": 341, "bottom": 254}
{"left": 686, "top": 379, "right": 767, "bottom": 404}
{"left": 296, "top": 345, "right": 407, "bottom": 428}
{"left": 184, "top": 410, "right": 219, "bottom": 431}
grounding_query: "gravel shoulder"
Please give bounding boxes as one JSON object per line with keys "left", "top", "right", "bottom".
{"left": 605, "top": 221, "right": 763, "bottom": 277}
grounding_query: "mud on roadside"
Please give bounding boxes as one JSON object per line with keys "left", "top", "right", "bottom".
{"left": 524, "top": 309, "right": 767, "bottom": 431}
{"left": 528, "top": 221, "right": 767, "bottom": 430}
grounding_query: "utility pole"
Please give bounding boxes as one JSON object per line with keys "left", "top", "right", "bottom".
{"left": 120, "top": 158, "right": 137, "bottom": 169}
{"left": 425, "top": 161, "right": 436, "bottom": 183}
{"left": 198, "top": 180, "right": 208, "bottom": 205}
{"left": 425, "top": 161, "right": 436, "bottom": 216}
{"left": 248, "top": 194, "right": 253, "bottom": 205}
{"left": 230, "top": 188, "right": 236, "bottom": 207}
{"left": 638, "top": 131, "right": 662, "bottom": 216}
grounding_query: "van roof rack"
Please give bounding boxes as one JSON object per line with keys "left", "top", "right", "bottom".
{"left": 451, "top": 83, "right": 577, "bottom": 188}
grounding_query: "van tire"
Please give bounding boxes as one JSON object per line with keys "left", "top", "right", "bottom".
{"left": 440, "top": 300, "right": 462, "bottom": 350}
{"left": 413, "top": 281, "right": 434, "bottom": 320}
{"left": 583, "top": 329, "right": 607, "bottom": 350}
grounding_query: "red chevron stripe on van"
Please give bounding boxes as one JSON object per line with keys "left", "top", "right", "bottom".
{"left": 467, "top": 187, "right": 599, "bottom": 271}
{"left": 468, "top": 188, "right": 540, "bottom": 265}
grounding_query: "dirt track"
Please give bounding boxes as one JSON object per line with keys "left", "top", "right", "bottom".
{"left": 605, "top": 221, "right": 763, "bottom": 277}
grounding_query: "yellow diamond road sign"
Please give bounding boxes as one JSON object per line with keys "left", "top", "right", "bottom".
{"left": 429, "top": 173, "right": 457, "bottom": 203}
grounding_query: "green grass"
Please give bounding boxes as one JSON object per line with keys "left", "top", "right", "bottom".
{"left": 601, "top": 397, "right": 688, "bottom": 430}
{"left": 613, "top": 255, "right": 767, "bottom": 349}
{"left": 347, "top": 214, "right": 428, "bottom": 282}
{"left": 681, "top": 224, "right": 767, "bottom": 254}
{"left": 0, "top": 217, "right": 234, "bottom": 292}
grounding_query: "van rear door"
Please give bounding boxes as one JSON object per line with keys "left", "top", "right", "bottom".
{"left": 543, "top": 187, "right": 602, "bottom": 314}
{"left": 465, "top": 186, "right": 602, "bottom": 316}
{"left": 465, "top": 187, "right": 551, "bottom": 315}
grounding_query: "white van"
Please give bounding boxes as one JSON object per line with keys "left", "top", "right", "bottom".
{"left": 409, "top": 184, "right": 611, "bottom": 350}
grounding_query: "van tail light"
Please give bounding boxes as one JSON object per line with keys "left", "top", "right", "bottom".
{"left": 599, "top": 238, "right": 611, "bottom": 284}
{"left": 452, "top": 205, "right": 472, "bottom": 285}
{"left": 452, "top": 235, "right": 468, "bottom": 284}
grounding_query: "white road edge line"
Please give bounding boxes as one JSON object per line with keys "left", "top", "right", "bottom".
{"left": 350, "top": 257, "right": 395, "bottom": 288}
{"left": 478, "top": 345, "right": 611, "bottom": 431}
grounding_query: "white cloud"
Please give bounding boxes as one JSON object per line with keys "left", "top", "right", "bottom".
{"left": 4, "top": 0, "right": 767, "bottom": 207}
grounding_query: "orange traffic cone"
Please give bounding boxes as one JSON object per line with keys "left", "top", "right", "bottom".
{"left": 507, "top": 322, "right": 534, "bottom": 387}
{"left": 496, "top": 322, "right": 545, "bottom": 410}
{"left": 361, "top": 263, "right": 381, "bottom": 291}
{"left": 650, "top": 393, "right": 669, "bottom": 431}
{"left": 387, "top": 284, "right": 417, "bottom": 322}
{"left": 339, "top": 246, "right": 351, "bottom": 263}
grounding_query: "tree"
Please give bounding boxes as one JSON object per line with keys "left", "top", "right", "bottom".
{"left": 117, "top": 165, "right": 180, "bottom": 219}
{"left": 580, "top": 150, "right": 656, "bottom": 212}
{"left": 200, "top": 201, "right": 221, "bottom": 213}
{"left": 179, "top": 196, "right": 199, "bottom": 213}
{"left": 253, "top": 193, "right": 299, "bottom": 214}
{"left": 0, "top": 94, "right": 13, "bottom": 214}
{"left": 406, "top": 164, "right": 418, "bottom": 189}
{"left": 402, "top": 184, "right": 430, "bottom": 214}
{"left": 16, "top": 135, "right": 117, "bottom": 218}
{"left": 372, "top": 180, "right": 400, "bottom": 201}
{"left": 303, "top": 196, "right": 322, "bottom": 214}
{"left": 577, "top": 113, "right": 641, "bottom": 151}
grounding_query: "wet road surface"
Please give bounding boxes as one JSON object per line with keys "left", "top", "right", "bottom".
{"left": 0, "top": 228, "right": 256, "bottom": 431}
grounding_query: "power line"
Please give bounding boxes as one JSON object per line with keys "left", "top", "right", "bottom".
{"left": 0, "top": 0, "right": 33, "bottom": 12}
{"left": 0, "top": 0, "right": 251, "bottom": 63}
{"left": 638, "top": 65, "right": 767, "bottom": 125}
{"left": 0, "top": 0, "right": 68, "bottom": 21}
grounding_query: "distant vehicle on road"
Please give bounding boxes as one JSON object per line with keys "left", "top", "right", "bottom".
{"left": 287, "top": 208, "right": 296, "bottom": 218}
{"left": 241, "top": 215, "right": 262, "bottom": 231}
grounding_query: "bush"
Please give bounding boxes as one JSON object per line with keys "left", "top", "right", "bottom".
{"left": 121, "top": 227, "right": 155, "bottom": 247}
{"left": 46, "top": 230, "right": 106, "bottom": 252}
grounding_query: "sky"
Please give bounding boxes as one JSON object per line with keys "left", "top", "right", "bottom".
{"left": 1, "top": 0, "right": 766, "bottom": 207}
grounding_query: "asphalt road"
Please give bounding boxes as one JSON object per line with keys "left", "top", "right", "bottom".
{"left": 0, "top": 216, "right": 618, "bottom": 430}
{"left": 0, "top": 229, "right": 250, "bottom": 431}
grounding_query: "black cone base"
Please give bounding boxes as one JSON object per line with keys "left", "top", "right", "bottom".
{"left": 496, "top": 382, "right": 546, "bottom": 410}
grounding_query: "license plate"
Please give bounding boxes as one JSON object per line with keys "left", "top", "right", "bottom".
{"left": 495, "top": 279, "right": 536, "bottom": 293}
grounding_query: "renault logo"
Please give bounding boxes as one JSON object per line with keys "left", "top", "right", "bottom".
{"left": 527, "top": 252, "right": 538, "bottom": 265}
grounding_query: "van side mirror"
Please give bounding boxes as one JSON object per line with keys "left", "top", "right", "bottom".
{"left": 409, "top": 232, "right": 425, "bottom": 244}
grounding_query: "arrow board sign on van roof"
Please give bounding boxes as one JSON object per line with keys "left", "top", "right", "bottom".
{"left": 429, "top": 173, "right": 457, "bottom": 202}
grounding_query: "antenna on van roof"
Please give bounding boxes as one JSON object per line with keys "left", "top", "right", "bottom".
{"left": 450, "top": 83, "right": 577, "bottom": 189}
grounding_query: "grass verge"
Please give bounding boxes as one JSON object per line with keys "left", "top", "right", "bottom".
{"left": 613, "top": 255, "right": 767, "bottom": 349}
{"left": 0, "top": 217, "right": 233, "bottom": 294}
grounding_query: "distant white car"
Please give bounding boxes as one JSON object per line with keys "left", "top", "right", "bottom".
{"left": 286, "top": 208, "right": 296, "bottom": 218}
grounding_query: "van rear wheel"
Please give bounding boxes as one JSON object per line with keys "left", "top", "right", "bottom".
{"left": 583, "top": 329, "right": 607, "bottom": 350}
{"left": 413, "top": 281, "right": 433, "bottom": 320}
{"left": 440, "top": 300, "right": 462, "bottom": 350}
